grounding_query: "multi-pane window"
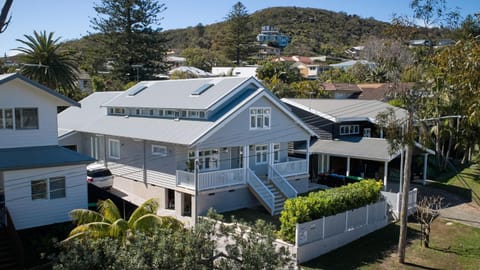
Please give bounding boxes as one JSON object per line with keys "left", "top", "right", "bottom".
{"left": 31, "top": 179, "right": 48, "bottom": 200}
{"left": 250, "top": 107, "right": 271, "bottom": 130}
{"left": 108, "top": 139, "right": 120, "bottom": 159}
{"left": 188, "top": 149, "right": 219, "bottom": 171}
{"left": 255, "top": 145, "right": 268, "bottom": 164}
{"left": 15, "top": 108, "right": 39, "bottom": 129}
{"left": 49, "top": 177, "right": 66, "bottom": 199}
{"left": 0, "top": 108, "right": 13, "bottom": 129}
{"left": 274, "top": 143, "right": 280, "bottom": 163}
{"left": 31, "top": 177, "right": 66, "bottom": 200}
{"left": 110, "top": 107, "right": 125, "bottom": 115}
{"left": 152, "top": 145, "right": 167, "bottom": 156}
{"left": 339, "top": 125, "right": 360, "bottom": 135}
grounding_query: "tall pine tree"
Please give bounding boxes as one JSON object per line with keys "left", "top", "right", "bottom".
{"left": 221, "top": 2, "right": 255, "bottom": 65}
{"left": 90, "top": 0, "right": 168, "bottom": 82}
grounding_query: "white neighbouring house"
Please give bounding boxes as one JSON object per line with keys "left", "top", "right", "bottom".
{"left": 58, "top": 76, "right": 316, "bottom": 221}
{"left": 0, "top": 73, "right": 94, "bottom": 230}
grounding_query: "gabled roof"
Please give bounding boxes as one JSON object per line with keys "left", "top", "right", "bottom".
{"left": 59, "top": 77, "right": 315, "bottom": 146}
{"left": 0, "top": 145, "right": 94, "bottom": 171}
{"left": 102, "top": 77, "right": 260, "bottom": 110}
{"left": 0, "top": 73, "right": 80, "bottom": 107}
{"left": 282, "top": 98, "right": 406, "bottom": 123}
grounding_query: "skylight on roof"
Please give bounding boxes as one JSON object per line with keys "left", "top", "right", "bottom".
{"left": 127, "top": 84, "right": 148, "bottom": 96}
{"left": 191, "top": 83, "right": 214, "bottom": 95}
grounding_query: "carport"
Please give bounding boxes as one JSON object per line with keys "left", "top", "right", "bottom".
{"left": 309, "top": 137, "right": 432, "bottom": 191}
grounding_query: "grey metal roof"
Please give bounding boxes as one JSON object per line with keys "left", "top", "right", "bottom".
{"left": 0, "top": 73, "right": 80, "bottom": 107}
{"left": 310, "top": 137, "right": 401, "bottom": 162}
{"left": 103, "top": 77, "right": 253, "bottom": 110}
{"left": 0, "top": 145, "right": 95, "bottom": 171}
{"left": 282, "top": 98, "right": 406, "bottom": 123}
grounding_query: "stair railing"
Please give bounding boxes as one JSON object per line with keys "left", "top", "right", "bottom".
{"left": 269, "top": 165, "right": 298, "bottom": 198}
{"left": 246, "top": 169, "right": 275, "bottom": 214}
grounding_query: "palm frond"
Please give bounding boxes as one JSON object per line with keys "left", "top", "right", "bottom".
{"left": 69, "top": 209, "right": 104, "bottom": 225}
{"left": 109, "top": 219, "right": 128, "bottom": 239}
{"left": 98, "top": 199, "right": 122, "bottom": 224}
{"left": 127, "top": 198, "right": 159, "bottom": 228}
{"left": 133, "top": 214, "right": 183, "bottom": 233}
{"left": 69, "top": 222, "right": 111, "bottom": 238}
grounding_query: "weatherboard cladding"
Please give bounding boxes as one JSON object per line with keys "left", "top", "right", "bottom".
{"left": 102, "top": 77, "right": 248, "bottom": 110}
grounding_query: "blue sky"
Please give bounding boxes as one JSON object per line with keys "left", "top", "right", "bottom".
{"left": 2, "top": 0, "right": 479, "bottom": 57}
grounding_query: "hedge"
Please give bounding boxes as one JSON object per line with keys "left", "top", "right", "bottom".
{"left": 279, "top": 179, "right": 382, "bottom": 243}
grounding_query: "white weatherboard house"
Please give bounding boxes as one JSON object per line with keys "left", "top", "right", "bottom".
{"left": 58, "top": 77, "right": 315, "bottom": 218}
{"left": 0, "top": 73, "right": 94, "bottom": 230}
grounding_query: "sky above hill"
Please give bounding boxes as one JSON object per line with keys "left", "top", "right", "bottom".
{"left": 1, "top": 0, "right": 479, "bottom": 57}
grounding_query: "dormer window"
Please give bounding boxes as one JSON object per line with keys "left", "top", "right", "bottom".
{"left": 109, "top": 107, "right": 125, "bottom": 115}
{"left": 250, "top": 107, "right": 271, "bottom": 130}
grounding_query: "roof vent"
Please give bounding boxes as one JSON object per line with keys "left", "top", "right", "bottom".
{"left": 127, "top": 84, "right": 148, "bottom": 96}
{"left": 191, "top": 83, "right": 214, "bottom": 95}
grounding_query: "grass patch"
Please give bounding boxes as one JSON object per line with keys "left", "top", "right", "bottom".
{"left": 221, "top": 207, "right": 281, "bottom": 230}
{"left": 301, "top": 218, "right": 480, "bottom": 269}
{"left": 445, "top": 165, "right": 480, "bottom": 205}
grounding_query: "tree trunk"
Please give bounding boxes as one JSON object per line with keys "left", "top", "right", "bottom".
{"left": 424, "top": 224, "right": 430, "bottom": 248}
{"left": 435, "top": 120, "right": 442, "bottom": 168}
{"left": 398, "top": 110, "right": 413, "bottom": 264}
{"left": 0, "top": 0, "right": 13, "bottom": 33}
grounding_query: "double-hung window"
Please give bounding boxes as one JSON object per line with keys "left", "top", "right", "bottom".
{"left": 108, "top": 139, "right": 120, "bottom": 159}
{"left": 249, "top": 107, "right": 271, "bottom": 130}
{"left": 255, "top": 145, "right": 268, "bottom": 164}
{"left": 31, "top": 177, "right": 66, "bottom": 200}
{"left": 0, "top": 108, "right": 13, "bottom": 129}
{"left": 273, "top": 143, "right": 280, "bottom": 163}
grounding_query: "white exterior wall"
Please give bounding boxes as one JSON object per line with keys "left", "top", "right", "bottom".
{"left": 0, "top": 79, "right": 60, "bottom": 148}
{"left": 3, "top": 165, "right": 88, "bottom": 230}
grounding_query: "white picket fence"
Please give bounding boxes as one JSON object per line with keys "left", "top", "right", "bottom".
{"left": 381, "top": 188, "right": 418, "bottom": 219}
{"left": 294, "top": 200, "right": 388, "bottom": 263}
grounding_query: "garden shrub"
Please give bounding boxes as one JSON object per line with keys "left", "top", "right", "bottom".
{"left": 279, "top": 179, "right": 382, "bottom": 243}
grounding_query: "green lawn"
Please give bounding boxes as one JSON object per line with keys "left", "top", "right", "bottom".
{"left": 301, "top": 218, "right": 480, "bottom": 269}
{"left": 429, "top": 164, "right": 480, "bottom": 206}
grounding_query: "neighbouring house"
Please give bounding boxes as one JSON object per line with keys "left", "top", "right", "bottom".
{"left": 256, "top": 25, "right": 290, "bottom": 48}
{"left": 274, "top": 56, "right": 330, "bottom": 80}
{"left": 257, "top": 44, "right": 281, "bottom": 58}
{"left": 211, "top": 66, "right": 259, "bottom": 78}
{"left": 282, "top": 98, "right": 433, "bottom": 191}
{"left": 345, "top": 46, "right": 365, "bottom": 59}
{"left": 58, "top": 77, "right": 316, "bottom": 218}
{"left": 77, "top": 70, "right": 92, "bottom": 93}
{"left": 357, "top": 82, "right": 414, "bottom": 101}
{"left": 329, "top": 59, "right": 376, "bottom": 70}
{"left": 0, "top": 73, "right": 94, "bottom": 230}
{"left": 168, "top": 66, "right": 213, "bottom": 78}
{"left": 322, "top": 83, "right": 363, "bottom": 99}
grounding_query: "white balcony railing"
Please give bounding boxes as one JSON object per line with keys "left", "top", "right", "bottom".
{"left": 272, "top": 159, "right": 307, "bottom": 177}
{"left": 176, "top": 168, "right": 245, "bottom": 191}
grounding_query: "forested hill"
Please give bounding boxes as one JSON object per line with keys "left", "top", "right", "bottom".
{"left": 163, "top": 6, "right": 445, "bottom": 56}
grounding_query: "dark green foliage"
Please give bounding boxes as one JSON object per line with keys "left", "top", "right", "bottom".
{"left": 279, "top": 179, "right": 383, "bottom": 243}
{"left": 53, "top": 210, "right": 293, "bottom": 269}
{"left": 16, "top": 31, "right": 80, "bottom": 97}
{"left": 90, "top": 0, "right": 168, "bottom": 82}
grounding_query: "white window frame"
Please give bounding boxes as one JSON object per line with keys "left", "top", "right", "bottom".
{"left": 111, "top": 107, "right": 125, "bottom": 115}
{"left": 108, "top": 139, "right": 121, "bottom": 159}
{"left": 255, "top": 144, "right": 268, "bottom": 164}
{"left": 249, "top": 107, "right": 271, "bottom": 130}
{"left": 14, "top": 108, "right": 39, "bottom": 130}
{"left": 188, "top": 149, "right": 219, "bottom": 171}
{"left": 152, "top": 145, "right": 167, "bottom": 156}
{"left": 339, "top": 125, "right": 360, "bottom": 135}
{"left": 0, "top": 108, "right": 13, "bottom": 129}
{"left": 31, "top": 176, "right": 66, "bottom": 200}
{"left": 274, "top": 143, "right": 280, "bottom": 163}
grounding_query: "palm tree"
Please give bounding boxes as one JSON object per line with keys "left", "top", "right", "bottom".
{"left": 15, "top": 30, "right": 78, "bottom": 95}
{"left": 67, "top": 198, "right": 182, "bottom": 244}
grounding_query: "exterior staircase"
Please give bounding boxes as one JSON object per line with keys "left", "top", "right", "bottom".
{"left": 265, "top": 181, "right": 287, "bottom": 215}
{"left": 0, "top": 229, "right": 17, "bottom": 270}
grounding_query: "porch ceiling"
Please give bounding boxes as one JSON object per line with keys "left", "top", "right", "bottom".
{"left": 309, "top": 137, "right": 401, "bottom": 162}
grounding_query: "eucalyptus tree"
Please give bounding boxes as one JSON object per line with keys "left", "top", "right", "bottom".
{"left": 16, "top": 31, "right": 79, "bottom": 96}
{"left": 0, "top": 0, "right": 12, "bottom": 33}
